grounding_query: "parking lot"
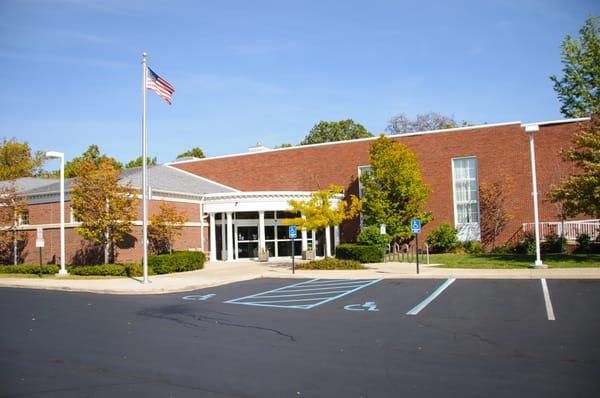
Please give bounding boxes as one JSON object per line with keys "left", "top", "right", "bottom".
{"left": 1, "top": 278, "right": 599, "bottom": 397}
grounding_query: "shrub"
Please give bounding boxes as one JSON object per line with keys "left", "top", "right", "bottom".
{"left": 462, "top": 240, "right": 485, "bottom": 254}
{"left": 335, "top": 243, "right": 382, "bottom": 263}
{"left": 426, "top": 223, "right": 459, "bottom": 253}
{"left": 357, "top": 225, "right": 391, "bottom": 249}
{"left": 67, "top": 264, "right": 137, "bottom": 276}
{"left": 510, "top": 231, "right": 536, "bottom": 255}
{"left": 0, "top": 264, "right": 59, "bottom": 274}
{"left": 297, "top": 257, "right": 365, "bottom": 270}
{"left": 148, "top": 251, "right": 205, "bottom": 274}
{"left": 575, "top": 233, "right": 592, "bottom": 253}
{"left": 541, "top": 233, "right": 566, "bottom": 254}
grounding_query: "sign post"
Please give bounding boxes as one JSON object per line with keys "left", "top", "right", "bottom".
{"left": 380, "top": 223, "right": 386, "bottom": 262}
{"left": 289, "top": 225, "right": 297, "bottom": 274}
{"left": 35, "top": 227, "right": 44, "bottom": 276}
{"left": 411, "top": 220, "right": 421, "bottom": 274}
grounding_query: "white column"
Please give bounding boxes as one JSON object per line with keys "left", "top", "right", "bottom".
{"left": 312, "top": 230, "right": 316, "bottom": 253}
{"left": 258, "top": 211, "right": 266, "bottom": 251}
{"left": 301, "top": 227, "right": 308, "bottom": 252}
{"left": 221, "top": 214, "right": 226, "bottom": 260}
{"left": 226, "top": 212, "right": 234, "bottom": 261}
{"left": 325, "top": 226, "right": 332, "bottom": 257}
{"left": 334, "top": 225, "right": 340, "bottom": 246}
{"left": 209, "top": 213, "right": 217, "bottom": 262}
{"left": 526, "top": 125, "right": 545, "bottom": 268}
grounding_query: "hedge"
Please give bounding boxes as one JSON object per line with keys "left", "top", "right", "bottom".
{"left": 335, "top": 244, "right": 382, "bottom": 263}
{"left": 148, "top": 251, "right": 205, "bottom": 274}
{"left": 297, "top": 257, "right": 365, "bottom": 270}
{"left": 0, "top": 264, "right": 59, "bottom": 274}
{"left": 67, "top": 263, "right": 147, "bottom": 277}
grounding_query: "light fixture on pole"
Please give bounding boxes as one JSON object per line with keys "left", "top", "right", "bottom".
{"left": 524, "top": 125, "right": 545, "bottom": 268}
{"left": 46, "top": 151, "right": 68, "bottom": 275}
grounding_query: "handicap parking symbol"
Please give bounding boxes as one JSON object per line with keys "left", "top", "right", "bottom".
{"left": 344, "top": 301, "right": 379, "bottom": 311}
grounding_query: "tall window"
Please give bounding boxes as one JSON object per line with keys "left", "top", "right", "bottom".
{"left": 452, "top": 157, "right": 480, "bottom": 241}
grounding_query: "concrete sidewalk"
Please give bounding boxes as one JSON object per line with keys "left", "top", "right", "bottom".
{"left": 1, "top": 260, "right": 599, "bottom": 295}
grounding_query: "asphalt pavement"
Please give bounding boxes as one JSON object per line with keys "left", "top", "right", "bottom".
{"left": 1, "top": 278, "right": 599, "bottom": 397}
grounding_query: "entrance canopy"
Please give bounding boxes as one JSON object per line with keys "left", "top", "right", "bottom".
{"left": 203, "top": 191, "right": 343, "bottom": 262}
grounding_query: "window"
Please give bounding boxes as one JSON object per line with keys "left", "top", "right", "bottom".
{"left": 357, "top": 166, "right": 372, "bottom": 230}
{"left": 452, "top": 157, "right": 480, "bottom": 241}
{"left": 17, "top": 210, "right": 29, "bottom": 225}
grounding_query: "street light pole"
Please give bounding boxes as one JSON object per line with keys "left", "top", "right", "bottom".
{"left": 46, "top": 151, "right": 68, "bottom": 275}
{"left": 524, "top": 125, "right": 545, "bottom": 268}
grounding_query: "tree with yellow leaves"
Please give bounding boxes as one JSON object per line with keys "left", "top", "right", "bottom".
{"left": 148, "top": 202, "right": 188, "bottom": 254}
{"left": 71, "top": 157, "right": 137, "bottom": 264}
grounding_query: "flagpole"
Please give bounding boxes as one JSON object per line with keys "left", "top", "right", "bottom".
{"left": 141, "top": 52, "right": 150, "bottom": 284}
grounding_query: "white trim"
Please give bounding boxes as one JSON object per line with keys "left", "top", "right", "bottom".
{"left": 165, "top": 121, "right": 523, "bottom": 164}
{"left": 521, "top": 117, "right": 589, "bottom": 128}
{"left": 164, "top": 164, "right": 241, "bottom": 192}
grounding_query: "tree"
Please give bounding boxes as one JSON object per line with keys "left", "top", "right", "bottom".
{"left": 148, "top": 202, "right": 188, "bottom": 254}
{"left": 71, "top": 157, "right": 137, "bottom": 264}
{"left": 273, "top": 143, "right": 293, "bottom": 149}
{"left": 550, "top": 16, "right": 600, "bottom": 118}
{"left": 386, "top": 112, "right": 459, "bottom": 135}
{"left": 0, "top": 183, "right": 27, "bottom": 264}
{"left": 479, "top": 178, "right": 513, "bottom": 248}
{"left": 177, "top": 147, "right": 205, "bottom": 159}
{"left": 300, "top": 119, "right": 372, "bottom": 145}
{"left": 549, "top": 113, "right": 600, "bottom": 218}
{"left": 61, "top": 145, "right": 123, "bottom": 178}
{"left": 0, "top": 138, "right": 45, "bottom": 180}
{"left": 360, "top": 135, "right": 432, "bottom": 242}
{"left": 287, "top": 185, "right": 361, "bottom": 252}
{"left": 125, "top": 156, "right": 158, "bottom": 169}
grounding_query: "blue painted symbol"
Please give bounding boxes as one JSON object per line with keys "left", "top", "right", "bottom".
{"left": 289, "top": 225, "right": 297, "bottom": 239}
{"left": 344, "top": 301, "right": 379, "bottom": 311}
{"left": 411, "top": 219, "right": 421, "bottom": 234}
{"left": 182, "top": 294, "right": 215, "bottom": 301}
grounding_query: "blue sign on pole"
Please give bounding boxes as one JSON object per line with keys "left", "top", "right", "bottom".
{"left": 289, "top": 225, "right": 297, "bottom": 239}
{"left": 411, "top": 219, "right": 421, "bottom": 234}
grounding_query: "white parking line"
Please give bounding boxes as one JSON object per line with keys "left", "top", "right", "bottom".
{"left": 541, "top": 279, "right": 556, "bottom": 321}
{"left": 406, "top": 278, "right": 456, "bottom": 315}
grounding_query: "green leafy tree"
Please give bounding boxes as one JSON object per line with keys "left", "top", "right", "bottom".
{"left": 148, "top": 202, "right": 188, "bottom": 254}
{"left": 550, "top": 16, "right": 600, "bottom": 117}
{"left": 550, "top": 113, "right": 600, "bottom": 217}
{"left": 273, "top": 143, "right": 293, "bottom": 149}
{"left": 60, "top": 145, "right": 123, "bottom": 178}
{"left": 176, "top": 147, "right": 205, "bottom": 159}
{"left": 0, "top": 138, "right": 45, "bottom": 180}
{"left": 300, "top": 119, "right": 372, "bottom": 145}
{"left": 360, "top": 135, "right": 432, "bottom": 242}
{"left": 287, "top": 185, "right": 361, "bottom": 255}
{"left": 386, "top": 112, "right": 461, "bottom": 135}
{"left": 71, "top": 157, "right": 137, "bottom": 264}
{"left": 125, "top": 156, "right": 158, "bottom": 169}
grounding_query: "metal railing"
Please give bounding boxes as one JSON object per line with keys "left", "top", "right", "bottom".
{"left": 522, "top": 220, "right": 600, "bottom": 241}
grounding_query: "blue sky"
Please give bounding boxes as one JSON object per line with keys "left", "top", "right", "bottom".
{"left": 1, "top": 0, "right": 598, "bottom": 165}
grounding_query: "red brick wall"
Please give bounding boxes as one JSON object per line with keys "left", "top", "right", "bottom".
{"left": 173, "top": 121, "right": 587, "bottom": 244}
{"left": 17, "top": 199, "right": 205, "bottom": 264}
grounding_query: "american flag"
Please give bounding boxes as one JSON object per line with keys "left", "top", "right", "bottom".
{"left": 146, "top": 67, "right": 175, "bottom": 104}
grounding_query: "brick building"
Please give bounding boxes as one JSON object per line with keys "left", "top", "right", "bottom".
{"left": 1, "top": 117, "right": 593, "bottom": 265}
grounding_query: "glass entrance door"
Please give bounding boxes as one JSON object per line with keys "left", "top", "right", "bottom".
{"left": 235, "top": 224, "right": 259, "bottom": 259}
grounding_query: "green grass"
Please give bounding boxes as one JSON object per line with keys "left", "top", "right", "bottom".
{"left": 430, "top": 253, "right": 600, "bottom": 269}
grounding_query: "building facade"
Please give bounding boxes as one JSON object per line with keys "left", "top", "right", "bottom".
{"left": 1, "top": 117, "right": 591, "bottom": 265}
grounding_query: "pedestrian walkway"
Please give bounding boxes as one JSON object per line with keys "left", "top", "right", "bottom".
{"left": 0, "top": 259, "right": 599, "bottom": 295}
